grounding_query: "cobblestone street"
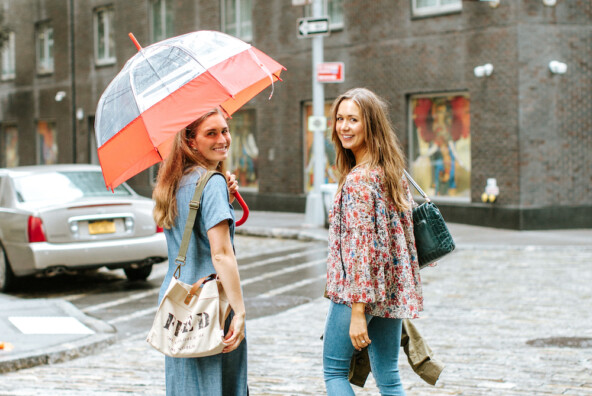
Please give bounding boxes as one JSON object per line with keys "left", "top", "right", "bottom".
{"left": 1, "top": 245, "right": 591, "bottom": 395}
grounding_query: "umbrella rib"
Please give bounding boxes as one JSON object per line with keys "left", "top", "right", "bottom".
{"left": 174, "top": 45, "right": 236, "bottom": 99}
{"left": 128, "top": 48, "right": 176, "bottom": 102}
{"left": 247, "top": 48, "right": 276, "bottom": 100}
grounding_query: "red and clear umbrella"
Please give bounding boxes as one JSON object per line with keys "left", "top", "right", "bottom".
{"left": 95, "top": 30, "right": 285, "bottom": 225}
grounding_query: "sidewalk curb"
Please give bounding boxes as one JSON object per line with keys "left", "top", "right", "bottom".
{"left": 0, "top": 299, "right": 117, "bottom": 374}
{"left": 236, "top": 226, "right": 327, "bottom": 242}
{"left": 236, "top": 226, "right": 592, "bottom": 251}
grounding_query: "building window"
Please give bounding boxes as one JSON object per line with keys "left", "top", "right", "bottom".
{"left": 222, "top": 0, "right": 253, "bottom": 42}
{"left": 1, "top": 31, "right": 15, "bottom": 80}
{"left": 150, "top": 0, "right": 174, "bottom": 43}
{"left": 409, "top": 93, "right": 470, "bottom": 200}
{"left": 303, "top": 102, "right": 337, "bottom": 192}
{"left": 3, "top": 125, "right": 19, "bottom": 167}
{"left": 94, "top": 6, "right": 116, "bottom": 65}
{"left": 228, "top": 110, "right": 258, "bottom": 189}
{"left": 36, "top": 22, "right": 54, "bottom": 74}
{"left": 37, "top": 121, "right": 58, "bottom": 164}
{"left": 304, "top": 0, "right": 344, "bottom": 30}
{"left": 412, "top": 0, "right": 462, "bottom": 17}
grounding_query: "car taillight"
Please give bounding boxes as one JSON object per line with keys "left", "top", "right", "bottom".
{"left": 28, "top": 216, "right": 47, "bottom": 243}
{"left": 156, "top": 225, "right": 164, "bottom": 233}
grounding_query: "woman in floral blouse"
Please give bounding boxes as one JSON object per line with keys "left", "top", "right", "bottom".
{"left": 323, "top": 88, "right": 422, "bottom": 396}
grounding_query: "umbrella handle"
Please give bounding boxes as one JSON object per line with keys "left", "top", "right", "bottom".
{"left": 233, "top": 192, "right": 249, "bottom": 226}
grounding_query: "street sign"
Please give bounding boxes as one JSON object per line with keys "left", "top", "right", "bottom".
{"left": 297, "top": 17, "right": 330, "bottom": 38}
{"left": 308, "top": 115, "right": 327, "bottom": 131}
{"left": 316, "top": 62, "right": 344, "bottom": 83}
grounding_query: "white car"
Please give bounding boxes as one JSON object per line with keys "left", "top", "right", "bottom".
{"left": 0, "top": 164, "right": 167, "bottom": 291}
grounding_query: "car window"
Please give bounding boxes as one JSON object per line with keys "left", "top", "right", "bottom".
{"left": 12, "top": 171, "right": 132, "bottom": 204}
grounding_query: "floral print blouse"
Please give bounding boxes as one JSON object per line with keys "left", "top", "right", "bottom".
{"left": 326, "top": 165, "right": 423, "bottom": 319}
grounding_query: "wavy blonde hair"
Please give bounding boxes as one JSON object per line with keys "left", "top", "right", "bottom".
{"left": 330, "top": 88, "right": 410, "bottom": 211}
{"left": 153, "top": 109, "right": 227, "bottom": 229}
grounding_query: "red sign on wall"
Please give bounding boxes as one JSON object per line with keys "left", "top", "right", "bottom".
{"left": 316, "top": 62, "right": 344, "bottom": 83}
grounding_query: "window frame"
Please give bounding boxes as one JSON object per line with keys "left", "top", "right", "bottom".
{"left": 94, "top": 6, "right": 116, "bottom": 66}
{"left": 1, "top": 31, "right": 16, "bottom": 80}
{"left": 411, "top": 0, "right": 462, "bottom": 18}
{"left": 221, "top": 0, "right": 253, "bottom": 42}
{"left": 150, "top": 0, "right": 174, "bottom": 43}
{"left": 304, "top": 0, "right": 344, "bottom": 31}
{"left": 36, "top": 22, "right": 54, "bottom": 75}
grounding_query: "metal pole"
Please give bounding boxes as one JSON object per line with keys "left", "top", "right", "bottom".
{"left": 304, "top": 0, "right": 326, "bottom": 226}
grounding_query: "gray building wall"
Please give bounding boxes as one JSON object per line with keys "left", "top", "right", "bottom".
{"left": 0, "top": 0, "right": 590, "bottom": 229}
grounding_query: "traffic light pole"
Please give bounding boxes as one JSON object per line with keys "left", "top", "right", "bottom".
{"left": 304, "top": 0, "right": 327, "bottom": 227}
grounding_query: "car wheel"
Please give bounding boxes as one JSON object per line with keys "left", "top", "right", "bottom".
{"left": 0, "top": 244, "right": 15, "bottom": 292}
{"left": 124, "top": 264, "right": 153, "bottom": 281}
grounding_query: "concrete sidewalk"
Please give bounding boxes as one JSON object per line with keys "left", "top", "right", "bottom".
{"left": 1, "top": 210, "right": 590, "bottom": 374}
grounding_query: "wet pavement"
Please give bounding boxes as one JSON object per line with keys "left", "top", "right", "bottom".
{"left": 1, "top": 211, "right": 591, "bottom": 395}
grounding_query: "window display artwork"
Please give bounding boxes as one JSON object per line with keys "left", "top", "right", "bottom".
{"left": 409, "top": 94, "right": 471, "bottom": 199}
{"left": 228, "top": 110, "right": 258, "bottom": 189}
{"left": 4, "top": 126, "right": 18, "bottom": 167}
{"left": 37, "top": 121, "right": 58, "bottom": 165}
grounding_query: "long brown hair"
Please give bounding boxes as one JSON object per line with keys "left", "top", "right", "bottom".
{"left": 330, "top": 88, "right": 410, "bottom": 211}
{"left": 153, "top": 109, "right": 227, "bottom": 229}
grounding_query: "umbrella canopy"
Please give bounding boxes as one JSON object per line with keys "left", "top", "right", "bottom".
{"left": 95, "top": 30, "right": 285, "bottom": 190}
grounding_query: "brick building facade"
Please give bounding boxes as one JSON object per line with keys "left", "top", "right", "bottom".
{"left": 0, "top": 0, "right": 590, "bottom": 229}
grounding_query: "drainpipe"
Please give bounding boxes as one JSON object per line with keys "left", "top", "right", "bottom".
{"left": 69, "top": 0, "right": 77, "bottom": 163}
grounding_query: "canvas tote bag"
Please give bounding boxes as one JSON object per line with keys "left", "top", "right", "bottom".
{"left": 146, "top": 171, "right": 232, "bottom": 358}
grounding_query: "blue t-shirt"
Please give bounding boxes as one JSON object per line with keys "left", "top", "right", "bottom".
{"left": 158, "top": 167, "right": 235, "bottom": 303}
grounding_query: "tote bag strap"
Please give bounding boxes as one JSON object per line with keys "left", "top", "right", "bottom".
{"left": 173, "top": 170, "right": 224, "bottom": 279}
{"left": 403, "top": 169, "right": 430, "bottom": 202}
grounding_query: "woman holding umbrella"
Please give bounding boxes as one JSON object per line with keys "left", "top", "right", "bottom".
{"left": 323, "top": 88, "right": 423, "bottom": 395}
{"left": 153, "top": 108, "right": 247, "bottom": 396}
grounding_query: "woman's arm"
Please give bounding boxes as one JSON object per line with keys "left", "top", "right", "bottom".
{"left": 207, "top": 220, "right": 245, "bottom": 353}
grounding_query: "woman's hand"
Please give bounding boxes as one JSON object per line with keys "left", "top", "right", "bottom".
{"left": 350, "top": 303, "right": 371, "bottom": 351}
{"left": 222, "top": 311, "right": 246, "bottom": 353}
{"left": 226, "top": 171, "right": 238, "bottom": 204}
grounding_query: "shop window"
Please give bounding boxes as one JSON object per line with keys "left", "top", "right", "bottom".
{"left": 150, "top": 0, "right": 174, "bottom": 43}
{"left": 412, "top": 0, "right": 461, "bottom": 17}
{"left": 304, "top": 0, "right": 344, "bottom": 30}
{"left": 94, "top": 6, "right": 116, "bottom": 65}
{"left": 222, "top": 0, "right": 253, "bottom": 42}
{"left": 408, "top": 93, "right": 470, "bottom": 200}
{"left": 3, "top": 125, "right": 19, "bottom": 167}
{"left": 228, "top": 109, "right": 258, "bottom": 189}
{"left": 37, "top": 121, "right": 58, "bottom": 164}
{"left": 36, "top": 22, "right": 54, "bottom": 74}
{"left": 1, "top": 31, "right": 15, "bottom": 80}
{"left": 303, "top": 102, "right": 337, "bottom": 192}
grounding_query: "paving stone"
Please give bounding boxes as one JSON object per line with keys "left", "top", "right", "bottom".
{"left": 1, "top": 247, "right": 591, "bottom": 395}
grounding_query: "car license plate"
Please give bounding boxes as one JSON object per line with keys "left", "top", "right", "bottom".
{"left": 88, "top": 220, "right": 116, "bottom": 235}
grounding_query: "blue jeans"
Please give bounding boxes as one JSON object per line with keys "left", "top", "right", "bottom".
{"left": 323, "top": 301, "right": 405, "bottom": 396}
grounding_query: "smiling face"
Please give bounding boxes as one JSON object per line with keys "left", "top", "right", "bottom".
{"left": 190, "top": 113, "right": 231, "bottom": 170}
{"left": 335, "top": 99, "right": 367, "bottom": 164}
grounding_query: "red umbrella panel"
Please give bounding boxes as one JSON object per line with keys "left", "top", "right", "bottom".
{"left": 95, "top": 30, "right": 285, "bottom": 191}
